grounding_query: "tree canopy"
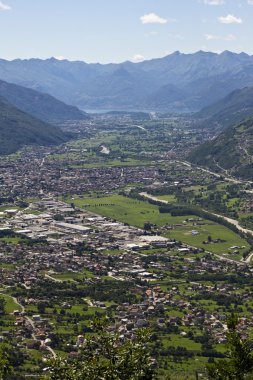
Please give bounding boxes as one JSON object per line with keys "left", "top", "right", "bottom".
{"left": 43, "top": 318, "right": 156, "bottom": 380}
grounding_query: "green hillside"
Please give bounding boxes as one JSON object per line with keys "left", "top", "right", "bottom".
{"left": 188, "top": 117, "right": 253, "bottom": 179}
{"left": 0, "top": 97, "right": 68, "bottom": 155}
{"left": 195, "top": 87, "right": 253, "bottom": 130}
{"left": 0, "top": 79, "right": 88, "bottom": 122}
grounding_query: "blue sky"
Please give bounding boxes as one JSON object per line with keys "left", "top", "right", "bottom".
{"left": 0, "top": 0, "right": 253, "bottom": 63}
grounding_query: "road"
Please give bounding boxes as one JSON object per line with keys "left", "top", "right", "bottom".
{"left": 211, "top": 212, "right": 253, "bottom": 237}
{"left": 45, "top": 273, "right": 63, "bottom": 282}
{"left": 176, "top": 160, "right": 241, "bottom": 184}
{"left": 139, "top": 192, "right": 253, "bottom": 264}
{"left": 139, "top": 192, "right": 168, "bottom": 204}
{"left": 0, "top": 291, "right": 57, "bottom": 358}
{"left": 133, "top": 125, "right": 147, "bottom": 132}
{"left": 244, "top": 252, "right": 253, "bottom": 263}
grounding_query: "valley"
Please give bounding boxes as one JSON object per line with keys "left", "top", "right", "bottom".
{"left": 1, "top": 113, "right": 253, "bottom": 378}
{"left": 3, "top": 0, "right": 253, "bottom": 377}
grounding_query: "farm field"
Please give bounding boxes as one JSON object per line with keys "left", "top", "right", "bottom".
{"left": 68, "top": 194, "right": 250, "bottom": 257}
{"left": 68, "top": 194, "right": 190, "bottom": 227}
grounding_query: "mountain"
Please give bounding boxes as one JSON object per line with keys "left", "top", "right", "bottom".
{"left": 188, "top": 117, "right": 253, "bottom": 179}
{"left": 0, "top": 51, "right": 253, "bottom": 112}
{"left": 0, "top": 97, "right": 68, "bottom": 155}
{"left": 194, "top": 86, "right": 253, "bottom": 130}
{"left": 0, "top": 79, "right": 88, "bottom": 122}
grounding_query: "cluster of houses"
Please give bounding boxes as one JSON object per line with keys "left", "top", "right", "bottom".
{"left": 0, "top": 136, "right": 224, "bottom": 204}
{"left": 0, "top": 122, "right": 252, "bottom": 370}
{"left": 1, "top": 196, "right": 253, "bottom": 361}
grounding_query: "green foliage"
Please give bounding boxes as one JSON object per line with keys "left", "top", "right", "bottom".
{"left": 0, "top": 298, "right": 6, "bottom": 315}
{"left": 188, "top": 117, "right": 253, "bottom": 180}
{"left": 43, "top": 319, "right": 156, "bottom": 380}
{"left": 0, "top": 349, "right": 12, "bottom": 380}
{"left": 0, "top": 79, "right": 87, "bottom": 123}
{"left": 196, "top": 87, "right": 253, "bottom": 131}
{"left": 0, "top": 96, "right": 68, "bottom": 155}
{"left": 207, "top": 314, "right": 253, "bottom": 379}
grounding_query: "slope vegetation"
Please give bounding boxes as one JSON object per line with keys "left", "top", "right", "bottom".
{"left": 0, "top": 79, "right": 88, "bottom": 122}
{"left": 0, "top": 97, "right": 68, "bottom": 155}
{"left": 195, "top": 86, "right": 253, "bottom": 130}
{"left": 188, "top": 117, "right": 253, "bottom": 179}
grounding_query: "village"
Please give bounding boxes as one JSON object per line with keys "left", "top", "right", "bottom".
{"left": 1, "top": 193, "right": 253, "bottom": 377}
{"left": 1, "top": 117, "right": 253, "bottom": 378}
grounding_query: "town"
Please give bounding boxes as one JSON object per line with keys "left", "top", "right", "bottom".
{"left": 1, "top": 115, "right": 253, "bottom": 379}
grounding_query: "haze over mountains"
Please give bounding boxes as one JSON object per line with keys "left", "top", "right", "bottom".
{"left": 0, "top": 79, "right": 88, "bottom": 123}
{"left": 1, "top": 51, "right": 253, "bottom": 113}
{"left": 2, "top": 50, "right": 253, "bottom": 159}
{"left": 187, "top": 85, "right": 253, "bottom": 179}
{"left": 0, "top": 97, "right": 68, "bottom": 155}
{"left": 194, "top": 86, "right": 253, "bottom": 131}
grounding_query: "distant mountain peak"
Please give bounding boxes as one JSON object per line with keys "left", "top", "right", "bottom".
{"left": 1, "top": 51, "right": 253, "bottom": 112}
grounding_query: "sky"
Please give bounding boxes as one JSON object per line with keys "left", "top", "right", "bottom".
{"left": 0, "top": 0, "right": 253, "bottom": 63}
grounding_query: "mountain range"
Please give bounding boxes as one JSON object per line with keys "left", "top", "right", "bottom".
{"left": 194, "top": 86, "right": 253, "bottom": 131}
{"left": 0, "top": 79, "right": 88, "bottom": 123}
{"left": 188, "top": 117, "right": 253, "bottom": 180}
{"left": 1, "top": 51, "right": 253, "bottom": 112}
{"left": 0, "top": 97, "right": 68, "bottom": 155}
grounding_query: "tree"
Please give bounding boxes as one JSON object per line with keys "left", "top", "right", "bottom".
{"left": 207, "top": 314, "right": 253, "bottom": 379}
{"left": 43, "top": 318, "right": 156, "bottom": 380}
{"left": 0, "top": 298, "right": 6, "bottom": 315}
{"left": 0, "top": 349, "right": 12, "bottom": 380}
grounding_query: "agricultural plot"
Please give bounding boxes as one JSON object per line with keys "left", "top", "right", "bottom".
{"left": 69, "top": 194, "right": 250, "bottom": 256}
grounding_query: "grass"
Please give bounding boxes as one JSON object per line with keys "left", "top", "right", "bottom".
{"left": 0, "top": 263, "right": 15, "bottom": 269}
{"left": 162, "top": 334, "right": 202, "bottom": 351}
{"left": 67, "top": 194, "right": 250, "bottom": 256}
{"left": 69, "top": 158, "right": 151, "bottom": 169}
{"left": 165, "top": 222, "right": 250, "bottom": 256}
{"left": 103, "top": 249, "right": 125, "bottom": 255}
{"left": 67, "top": 194, "right": 191, "bottom": 228}
{"left": 0, "top": 237, "right": 22, "bottom": 244}
{"left": 239, "top": 212, "right": 253, "bottom": 219}
{"left": 159, "top": 356, "right": 208, "bottom": 380}
{"left": 52, "top": 269, "right": 94, "bottom": 281}
{"left": 0, "top": 293, "right": 22, "bottom": 313}
{"left": 156, "top": 194, "right": 177, "bottom": 202}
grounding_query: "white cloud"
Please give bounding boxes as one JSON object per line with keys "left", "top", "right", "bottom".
{"left": 203, "top": 0, "right": 225, "bottom": 5}
{"left": 205, "top": 33, "right": 236, "bottom": 40}
{"left": 248, "top": 0, "right": 253, "bottom": 4}
{"left": 140, "top": 13, "right": 168, "bottom": 24}
{"left": 54, "top": 56, "right": 66, "bottom": 61}
{"left": 205, "top": 34, "right": 220, "bottom": 40}
{"left": 218, "top": 14, "right": 242, "bottom": 24}
{"left": 0, "top": 1, "right": 11, "bottom": 11}
{"left": 132, "top": 54, "right": 145, "bottom": 63}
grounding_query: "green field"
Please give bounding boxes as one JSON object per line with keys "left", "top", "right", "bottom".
{"left": 166, "top": 222, "right": 249, "bottom": 257}
{"left": 69, "top": 158, "right": 151, "bottom": 169}
{"left": 0, "top": 293, "right": 22, "bottom": 313}
{"left": 52, "top": 269, "right": 94, "bottom": 281}
{"left": 156, "top": 194, "right": 177, "bottom": 202}
{"left": 68, "top": 194, "right": 191, "bottom": 228}
{"left": 68, "top": 194, "right": 250, "bottom": 256}
{"left": 0, "top": 237, "right": 22, "bottom": 244}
